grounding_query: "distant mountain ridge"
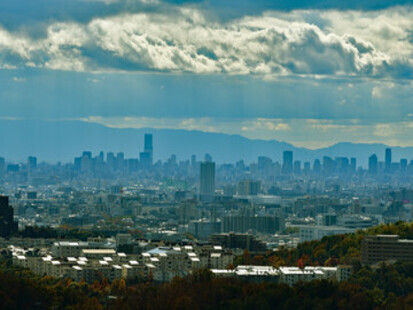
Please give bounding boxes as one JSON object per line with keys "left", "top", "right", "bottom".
{"left": 1, "top": 119, "right": 413, "bottom": 167}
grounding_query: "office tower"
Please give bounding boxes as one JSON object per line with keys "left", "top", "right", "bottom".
{"left": 191, "top": 155, "right": 197, "bottom": 171}
{"left": 236, "top": 160, "right": 245, "bottom": 170}
{"left": 81, "top": 151, "right": 92, "bottom": 172}
{"left": 74, "top": 157, "right": 81, "bottom": 172}
{"left": 323, "top": 156, "right": 335, "bottom": 175}
{"left": 7, "top": 164, "right": 19, "bottom": 173}
{"left": 0, "top": 196, "right": 18, "bottom": 237}
{"left": 313, "top": 159, "right": 321, "bottom": 174}
{"left": 368, "top": 154, "right": 378, "bottom": 174}
{"left": 98, "top": 151, "right": 104, "bottom": 162}
{"left": 106, "top": 152, "right": 116, "bottom": 171}
{"left": 400, "top": 159, "right": 408, "bottom": 172}
{"left": 200, "top": 161, "right": 215, "bottom": 203}
{"left": 282, "top": 151, "right": 293, "bottom": 175}
{"left": 82, "top": 151, "right": 92, "bottom": 159}
{"left": 168, "top": 154, "right": 177, "bottom": 166}
{"left": 140, "top": 134, "right": 153, "bottom": 169}
{"left": 117, "top": 152, "right": 125, "bottom": 171}
{"left": 294, "top": 160, "right": 301, "bottom": 175}
{"left": 237, "top": 180, "right": 261, "bottom": 196}
{"left": 303, "top": 161, "right": 311, "bottom": 174}
{"left": 350, "top": 158, "right": 357, "bottom": 173}
{"left": 139, "top": 152, "right": 151, "bottom": 169}
{"left": 144, "top": 133, "right": 153, "bottom": 163}
{"left": 258, "top": 156, "right": 272, "bottom": 169}
{"left": 27, "top": 156, "right": 37, "bottom": 170}
{"left": 0, "top": 157, "right": 5, "bottom": 178}
{"left": 385, "top": 148, "right": 392, "bottom": 173}
{"left": 222, "top": 215, "right": 285, "bottom": 234}
{"left": 336, "top": 157, "right": 349, "bottom": 175}
{"left": 204, "top": 153, "right": 212, "bottom": 162}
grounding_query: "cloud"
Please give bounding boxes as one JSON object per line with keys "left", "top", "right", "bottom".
{"left": 12, "top": 77, "right": 26, "bottom": 82}
{"left": 0, "top": 7, "right": 411, "bottom": 78}
{"left": 241, "top": 119, "right": 291, "bottom": 132}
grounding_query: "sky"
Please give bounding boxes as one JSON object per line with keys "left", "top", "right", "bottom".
{"left": 0, "top": 0, "right": 412, "bottom": 149}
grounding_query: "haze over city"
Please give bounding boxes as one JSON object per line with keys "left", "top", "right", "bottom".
{"left": 0, "top": 0, "right": 412, "bottom": 309}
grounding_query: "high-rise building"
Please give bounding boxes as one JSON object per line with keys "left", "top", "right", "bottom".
{"left": 282, "top": 151, "right": 293, "bottom": 175}
{"left": 350, "top": 158, "right": 357, "bottom": 173}
{"left": 294, "top": 160, "right": 301, "bottom": 175}
{"left": 0, "top": 157, "right": 5, "bottom": 178}
{"left": 140, "top": 134, "right": 153, "bottom": 168}
{"left": 81, "top": 151, "right": 92, "bottom": 172}
{"left": 116, "top": 152, "right": 125, "bottom": 171}
{"left": 303, "top": 161, "right": 311, "bottom": 175}
{"left": 323, "top": 156, "right": 335, "bottom": 175}
{"left": 144, "top": 134, "right": 153, "bottom": 162}
{"left": 368, "top": 154, "right": 378, "bottom": 174}
{"left": 385, "top": 148, "right": 392, "bottom": 173}
{"left": 237, "top": 180, "right": 261, "bottom": 196}
{"left": 27, "top": 156, "right": 37, "bottom": 170}
{"left": 400, "top": 159, "right": 408, "bottom": 172}
{"left": 200, "top": 161, "right": 215, "bottom": 203}
{"left": 313, "top": 159, "right": 321, "bottom": 174}
{"left": 191, "top": 155, "right": 197, "bottom": 172}
{"left": 0, "top": 196, "right": 18, "bottom": 237}
{"left": 107, "top": 152, "right": 116, "bottom": 171}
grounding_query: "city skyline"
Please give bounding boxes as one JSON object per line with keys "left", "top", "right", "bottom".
{"left": 1, "top": 1, "right": 413, "bottom": 307}
{"left": 2, "top": 134, "right": 412, "bottom": 176}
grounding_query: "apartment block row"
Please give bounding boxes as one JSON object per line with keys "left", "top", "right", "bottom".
{"left": 212, "top": 265, "right": 352, "bottom": 285}
{"left": 10, "top": 243, "right": 234, "bottom": 283}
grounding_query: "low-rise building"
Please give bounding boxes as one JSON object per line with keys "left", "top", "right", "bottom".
{"left": 361, "top": 235, "right": 413, "bottom": 264}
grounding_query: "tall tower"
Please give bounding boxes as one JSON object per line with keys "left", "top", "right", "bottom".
{"left": 369, "top": 154, "right": 378, "bottom": 174}
{"left": 385, "top": 148, "right": 392, "bottom": 173}
{"left": 0, "top": 157, "right": 5, "bottom": 178}
{"left": 282, "top": 151, "right": 293, "bottom": 175}
{"left": 144, "top": 134, "right": 153, "bottom": 158}
{"left": 0, "top": 196, "right": 18, "bottom": 237}
{"left": 200, "top": 161, "right": 215, "bottom": 203}
{"left": 140, "top": 134, "right": 153, "bottom": 169}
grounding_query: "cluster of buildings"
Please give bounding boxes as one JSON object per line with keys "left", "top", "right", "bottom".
{"left": 2, "top": 135, "right": 413, "bottom": 190}
{"left": 212, "top": 265, "right": 352, "bottom": 285}
{"left": 8, "top": 235, "right": 355, "bottom": 285}
{"left": 1, "top": 134, "right": 413, "bottom": 287}
{"left": 10, "top": 238, "right": 234, "bottom": 283}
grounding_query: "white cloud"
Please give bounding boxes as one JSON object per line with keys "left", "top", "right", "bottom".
{"left": 371, "top": 82, "right": 395, "bottom": 98}
{"left": 0, "top": 7, "right": 411, "bottom": 77}
{"left": 12, "top": 77, "right": 26, "bottom": 82}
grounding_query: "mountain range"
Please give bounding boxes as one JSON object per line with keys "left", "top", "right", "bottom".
{"left": 1, "top": 119, "right": 413, "bottom": 167}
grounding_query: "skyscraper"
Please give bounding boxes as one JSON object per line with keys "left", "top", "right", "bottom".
{"left": 313, "top": 159, "right": 321, "bottom": 174}
{"left": 0, "top": 157, "right": 5, "bottom": 178}
{"left": 27, "top": 156, "right": 37, "bottom": 170}
{"left": 144, "top": 133, "right": 153, "bottom": 160}
{"left": 0, "top": 196, "right": 18, "bottom": 237}
{"left": 200, "top": 161, "right": 215, "bottom": 203}
{"left": 369, "top": 154, "right": 378, "bottom": 174}
{"left": 350, "top": 158, "right": 357, "bottom": 173}
{"left": 282, "top": 151, "right": 293, "bottom": 175}
{"left": 323, "top": 156, "right": 335, "bottom": 175}
{"left": 385, "top": 148, "right": 392, "bottom": 173}
{"left": 400, "top": 159, "right": 408, "bottom": 172}
{"left": 140, "top": 134, "right": 153, "bottom": 169}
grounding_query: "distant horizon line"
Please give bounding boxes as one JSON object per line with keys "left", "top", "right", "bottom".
{"left": 1, "top": 117, "right": 413, "bottom": 151}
